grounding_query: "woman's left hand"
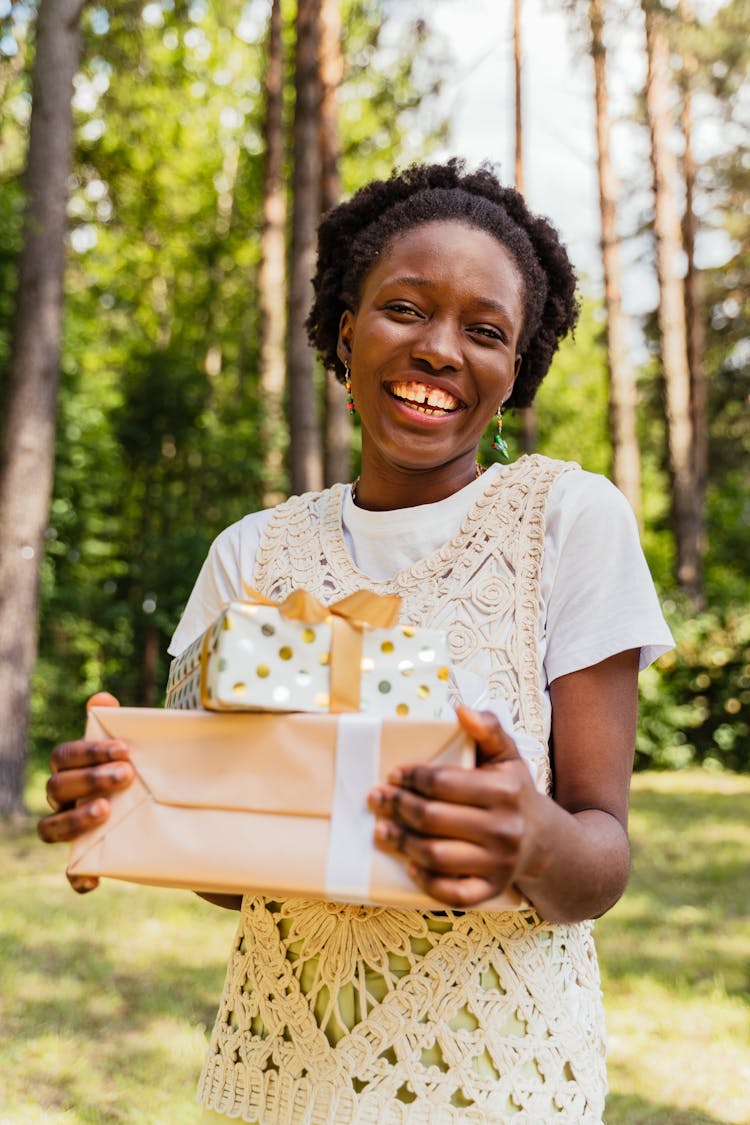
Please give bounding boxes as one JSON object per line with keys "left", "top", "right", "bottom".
{"left": 367, "top": 705, "right": 547, "bottom": 908}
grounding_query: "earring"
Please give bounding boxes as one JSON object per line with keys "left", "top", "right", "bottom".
{"left": 344, "top": 362, "right": 355, "bottom": 414}
{"left": 492, "top": 410, "right": 509, "bottom": 460}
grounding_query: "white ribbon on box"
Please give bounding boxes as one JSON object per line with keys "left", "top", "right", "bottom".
{"left": 325, "top": 714, "right": 381, "bottom": 902}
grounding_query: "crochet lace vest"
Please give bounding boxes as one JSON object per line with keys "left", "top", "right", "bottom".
{"left": 198, "top": 455, "right": 607, "bottom": 1125}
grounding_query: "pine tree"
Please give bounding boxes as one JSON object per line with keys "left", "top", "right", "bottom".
{"left": 0, "top": 0, "right": 85, "bottom": 818}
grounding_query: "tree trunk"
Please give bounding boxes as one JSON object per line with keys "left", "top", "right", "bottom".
{"left": 0, "top": 0, "right": 85, "bottom": 819}
{"left": 512, "top": 0, "right": 536, "bottom": 454}
{"left": 643, "top": 0, "right": 701, "bottom": 599}
{"left": 288, "top": 0, "right": 324, "bottom": 495}
{"left": 589, "top": 0, "right": 642, "bottom": 520}
{"left": 513, "top": 0, "right": 524, "bottom": 197}
{"left": 679, "top": 0, "right": 708, "bottom": 579}
{"left": 259, "top": 0, "right": 288, "bottom": 508}
{"left": 140, "top": 623, "right": 161, "bottom": 707}
{"left": 320, "top": 0, "right": 350, "bottom": 486}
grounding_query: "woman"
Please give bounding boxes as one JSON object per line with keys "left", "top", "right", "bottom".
{"left": 39, "top": 160, "right": 673, "bottom": 1123}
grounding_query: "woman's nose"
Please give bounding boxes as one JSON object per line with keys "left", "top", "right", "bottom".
{"left": 411, "top": 317, "right": 463, "bottom": 371}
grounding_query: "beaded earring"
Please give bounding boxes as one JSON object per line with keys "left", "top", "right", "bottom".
{"left": 492, "top": 409, "right": 510, "bottom": 460}
{"left": 344, "top": 362, "right": 355, "bottom": 415}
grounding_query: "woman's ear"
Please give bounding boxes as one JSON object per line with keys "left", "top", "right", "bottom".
{"left": 514, "top": 353, "right": 522, "bottom": 378}
{"left": 337, "top": 309, "right": 355, "bottom": 365}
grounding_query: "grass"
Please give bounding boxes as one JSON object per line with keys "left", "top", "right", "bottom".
{"left": 1, "top": 770, "right": 748, "bottom": 1124}
{"left": 598, "top": 771, "right": 750, "bottom": 1124}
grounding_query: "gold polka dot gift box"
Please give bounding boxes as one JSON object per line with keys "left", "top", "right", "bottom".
{"left": 165, "top": 588, "right": 453, "bottom": 720}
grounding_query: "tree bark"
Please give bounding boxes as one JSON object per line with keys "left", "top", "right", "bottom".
{"left": 0, "top": 0, "right": 85, "bottom": 819}
{"left": 513, "top": 0, "right": 524, "bottom": 197}
{"left": 259, "top": 0, "right": 288, "bottom": 508}
{"left": 678, "top": 0, "right": 708, "bottom": 582}
{"left": 288, "top": 0, "right": 324, "bottom": 495}
{"left": 643, "top": 0, "right": 702, "bottom": 598}
{"left": 512, "top": 0, "right": 536, "bottom": 454}
{"left": 589, "top": 0, "right": 642, "bottom": 520}
{"left": 320, "top": 0, "right": 351, "bottom": 486}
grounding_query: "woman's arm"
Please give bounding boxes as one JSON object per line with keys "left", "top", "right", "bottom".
{"left": 368, "top": 648, "right": 639, "bottom": 922}
{"left": 512, "top": 647, "right": 638, "bottom": 919}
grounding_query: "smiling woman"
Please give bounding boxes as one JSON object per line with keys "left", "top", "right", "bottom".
{"left": 38, "top": 159, "right": 674, "bottom": 1125}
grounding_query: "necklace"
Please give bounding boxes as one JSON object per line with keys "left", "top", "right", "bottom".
{"left": 350, "top": 462, "right": 485, "bottom": 507}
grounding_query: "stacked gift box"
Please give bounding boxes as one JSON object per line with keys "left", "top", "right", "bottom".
{"left": 165, "top": 589, "right": 453, "bottom": 720}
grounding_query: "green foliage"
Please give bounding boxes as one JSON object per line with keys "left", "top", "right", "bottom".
{"left": 482, "top": 295, "right": 610, "bottom": 473}
{"left": 339, "top": 1, "right": 448, "bottom": 184}
{"left": 638, "top": 602, "right": 750, "bottom": 773}
{"left": 527, "top": 293, "right": 610, "bottom": 476}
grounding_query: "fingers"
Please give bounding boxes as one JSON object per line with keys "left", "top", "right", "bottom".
{"left": 46, "top": 758, "right": 134, "bottom": 812}
{"left": 87, "top": 692, "right": 121, "bottom": 709}
{"left": 36, "top": 694, "right": 126, "bottom": 888}
{"left": 404, "top": 869, "right": 502, "bottom": 910}
{"left": 50, "top": 738, "right": 130, "bottom": 774}
{"left": 374, "top": 819, "right": 521, "bottom": 877}
{"left": 374, "top": 759, "right": 523, "bottom": 811}
{"left": 37, "top": 796, "right": 111, "bottom": 844}
{"left": 369, "top": 776, "right": 521, "bottom": 838}
{"left": 455, "top": 705, "right": 521, "bottom": 765}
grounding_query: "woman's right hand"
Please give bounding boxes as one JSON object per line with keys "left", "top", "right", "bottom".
{"left": 37, "top": 691, "right": 135, "bottom": 893}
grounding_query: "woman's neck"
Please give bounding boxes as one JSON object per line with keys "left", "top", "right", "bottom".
{"left": 352, "top": 455, "right": 484, "bottom": 511}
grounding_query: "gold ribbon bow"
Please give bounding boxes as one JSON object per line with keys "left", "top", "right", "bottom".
{"left": 236, "top": 584, "right": 402, "bottom": 713}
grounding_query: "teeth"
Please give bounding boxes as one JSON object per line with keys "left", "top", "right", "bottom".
{"left": 391, "top": 381, "right": 459, "bottom": 413}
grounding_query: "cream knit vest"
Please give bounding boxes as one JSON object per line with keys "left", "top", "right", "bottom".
{"left": 198, "top": 455, "right": 607, "bottom": 1124}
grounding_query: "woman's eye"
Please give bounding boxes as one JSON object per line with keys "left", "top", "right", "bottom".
{"left": 387, "top": 302, "right": 420, "bottom": 317}
{"left": 470, "top": 324, "right": 505, "bottom": 342}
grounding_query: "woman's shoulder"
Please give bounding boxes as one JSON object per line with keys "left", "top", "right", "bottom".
{"left": 542, "top": 461, "right": 637, "bottom": 530}
{"left": 207, "top": 507, "right": 276, "bottom": 563}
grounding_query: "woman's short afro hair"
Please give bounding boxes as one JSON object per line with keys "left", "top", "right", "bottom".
{"left": 305, "top": 158, "right": 579, "bottom": 409}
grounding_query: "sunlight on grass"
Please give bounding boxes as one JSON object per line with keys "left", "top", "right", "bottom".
{"left": 599, "top": 771, "right": 750, "bottom": 1125}
{"left": 1, "top": 806, "right": 237, "bottom": 1124}
{"left": 2, "top": 770, "right": 748, "bottom": 1123}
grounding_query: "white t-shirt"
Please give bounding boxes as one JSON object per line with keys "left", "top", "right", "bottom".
{"left": 169, "top": 465, "right": 674, "bottom": 704}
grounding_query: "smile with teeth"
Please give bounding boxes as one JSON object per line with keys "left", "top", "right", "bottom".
{"left": 389, "top": 381, "right": 462, "bottom": 416}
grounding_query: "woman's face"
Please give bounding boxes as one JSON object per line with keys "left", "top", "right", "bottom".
{"left": 338, "top": 220, "right": 524, "bottom": 499}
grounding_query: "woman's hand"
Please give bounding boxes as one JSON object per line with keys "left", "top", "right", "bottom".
{"left": 368, "top": 651, "right": 639, "bottom": 920}
{"left": 367, "top": 705, "right": 546, "bottom": 908}
{"left": 37, "top": 692, "right": 135, "bottom": 893}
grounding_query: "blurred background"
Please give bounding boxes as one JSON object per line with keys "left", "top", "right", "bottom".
{"left": 0, "top": 2, "right": 748, "bottom": 1120}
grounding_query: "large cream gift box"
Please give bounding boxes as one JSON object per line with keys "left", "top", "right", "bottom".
{"left": 67, "top": 705, "right": 530, "bottom": 910}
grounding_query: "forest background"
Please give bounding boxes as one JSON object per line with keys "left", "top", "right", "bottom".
{"left": 0, "top": 0, "right": 748, "bottom": 820}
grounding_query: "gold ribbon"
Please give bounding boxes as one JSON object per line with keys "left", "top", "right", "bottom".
{"left": 226, "top": 584, "right": 402, "bottom": 713}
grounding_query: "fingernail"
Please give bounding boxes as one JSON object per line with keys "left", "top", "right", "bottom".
{"left": 368, "top": 789, "right": 384, "bottom": 810}
{"left": 74, "top": 877, "right": 98, "bottom": 893}
{"left": 109, "top": 763, "right": 130, "bottom": 781}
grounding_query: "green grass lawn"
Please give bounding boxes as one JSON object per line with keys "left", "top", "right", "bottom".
{"left": 2, "top": 770, "right": 748, "bottom": 1124}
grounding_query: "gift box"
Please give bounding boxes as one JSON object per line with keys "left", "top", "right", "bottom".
{"left": 65, "top": 706, "right": 534, "bottom": 910}
{"left": 165, "top": 589, "right": 453, "bottom": 720}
